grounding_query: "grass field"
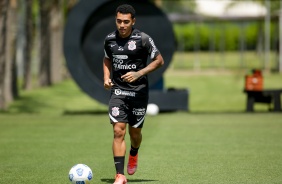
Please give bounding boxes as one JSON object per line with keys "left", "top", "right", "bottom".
{"left": 0, "top": 112, "right": 282, "bottom": 183}
{"left": 171, "top": 51, "right": 278, "bottom": 70}
{"left": 0, "top": 52, "right": 282, "bottom": 183}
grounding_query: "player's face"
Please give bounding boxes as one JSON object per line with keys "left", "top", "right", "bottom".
{"left": 116, "top": 12, "right": 135, "bottom": 38}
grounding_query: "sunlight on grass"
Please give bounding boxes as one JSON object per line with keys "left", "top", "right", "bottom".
{"left": 170, "top": 51, "right": 277, "bottom": 71}
{"left": 8, "top": 80, "right": 107, "bottom": 114}
{"left": 0, "top": 113, "right": 282, "bottom": 183}
{"left": 4, "top": 52, "right": 282, "bottom": 114}
{"left": 0, "top": 52, "right": 282, "bottom": 184}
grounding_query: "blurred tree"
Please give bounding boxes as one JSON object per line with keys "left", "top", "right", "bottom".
{"left": 65, "top": 0, "right": 78, "bottom": 15}
{"left": 252, "top": 0, "right": 276, "bottom": 71}
{"left": 0, "top": 0, "right": 8, "bottom": 110}
{"left": 38, "top": 0, "right": 65, "bottom": 87}
{"left": 50, "top": 0, "right": 63, "bottom": 83}
{"left": 5, "top": 0, "right": 18, "bottom": 103}
{"left": 223, "top": 0, "right": 279, "bottom": 13}
{"left": 250, "top": 0, "right": 279, "bottom": 12}
{"left": 39, "top": 0, "right": 51, "bottom": 86}
{"left": 226, "top": 0, "right": 277, "bottom": 71}
{"left": 152, "top": 0, "right": 196, "bottom": 14}
{"left": 22, "top": 0, "right": 34, "bottom": 90}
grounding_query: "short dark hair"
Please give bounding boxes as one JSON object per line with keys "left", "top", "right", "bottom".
{"left": 116, "top": 4, "right": 136, "bottom": 19}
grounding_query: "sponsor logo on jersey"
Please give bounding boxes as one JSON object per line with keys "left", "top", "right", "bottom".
{"left": 113, "top": 55, "right": 128, "bottom": 59}
{"left": 108, "top": 33, "right": 115, "bottom": 37}
{"left": 112, "top": 107, "right": 120, "bottom": 117}
{"left": 115, "top": 89, "right": 136, "bottom": 97}
{"left": 113, "top": 57, "right": 136, "bottom": 70}
{"left": 118, "top": 46, "right": 124, "bottom": 51}
{"left": 132, "top": 108, "right": 146, "bottom": 115}
{"left": 131, "top": 34, "right": 141, "bottom": 38}
{"left": 149, "top": 37, "right": 158, "bottom": 59}
{"left": 128, "top": 41, "right": 136, "bottom": 51}
{"left": 113, "top": 63, "right": 137, "bottom": 70}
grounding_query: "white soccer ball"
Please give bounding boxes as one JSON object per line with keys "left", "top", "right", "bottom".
{"left": 69, "top": 164, "right": 93, "bottom": 184}
{"left": 146, "top": 103, "right": 159, "bottom": 116}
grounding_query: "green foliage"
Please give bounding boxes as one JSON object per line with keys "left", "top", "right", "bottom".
{"left": 244, "top": 23, "right": 258, "bottom": 49}
{"left": 152, "top": 0, "right": 196, "bottom": 14}
{"left": 223, "top": 24, "right": 239, "bottom": 50}
{"left": 173, "top": 21, "right": 278, "bottom": 51}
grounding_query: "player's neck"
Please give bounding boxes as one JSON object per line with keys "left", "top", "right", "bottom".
{"left": 119, "top": 28, "right": 133, "bottom": 38}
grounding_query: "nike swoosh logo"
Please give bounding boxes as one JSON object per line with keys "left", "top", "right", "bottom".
{"left": 114, "top": 162, "right": 120, "bottom": 164}
{"left": 137, "top": 117, "right": 143, "bottom": 122}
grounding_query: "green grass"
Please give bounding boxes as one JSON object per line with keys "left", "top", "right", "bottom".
{"left": 0, "top": 113, "right": 282, "bottom": 183}
{"left": 7, "top": 80, "right": 108, "bottom": 114}
{"left": 6, "top": 70, "right": 282, "bottom": 114}
{"left": 1, "top": 51, "right": 282, "bottom": 183}
{"left": 164, "top": 70, "right": 282, "bottom": 112}
{"left": 171, "top": 51, "right": 278, "bottom": 70}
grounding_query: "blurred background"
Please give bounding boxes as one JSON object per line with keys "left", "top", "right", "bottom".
{"left": 0, "top": 0, "right": 281, "bottom": 112}
{"left": 1, "top": 2, "right": 282, "bottom": 183}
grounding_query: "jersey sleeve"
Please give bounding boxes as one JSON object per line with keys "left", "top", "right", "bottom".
{"left": 104, "top": 49, "right": 109, "bottom": 59}
{"left": 103, "top": 40, "right": 111, "bottom": 59}
{"left": 141, "top": 33, "right": 160, "bottom": 60}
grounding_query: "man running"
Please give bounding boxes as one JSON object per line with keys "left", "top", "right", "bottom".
{"left": 103, "top": 4, "right": 164, "bottom": 184}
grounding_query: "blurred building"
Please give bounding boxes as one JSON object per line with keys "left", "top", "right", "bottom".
{"left": 195, "top": 0, "right": 266, "bottom": 18}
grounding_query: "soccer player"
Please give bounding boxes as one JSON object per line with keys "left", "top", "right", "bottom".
{"left": 103, "top": 4, "right": 164, "bottom": 184}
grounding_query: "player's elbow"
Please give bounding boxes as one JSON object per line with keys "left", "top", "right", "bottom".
{"left": 160, "top": 59, "right": 164, "bottom": 66}
{"left": 158, "top": 55, "right": 164, "bottom": 67}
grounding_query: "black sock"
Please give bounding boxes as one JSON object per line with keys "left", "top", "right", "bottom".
{"left": 130, "top": 145, "right": 139, "bottom": 156}
{"left": 114, "top": 156, "right": 125, "bottom": 175}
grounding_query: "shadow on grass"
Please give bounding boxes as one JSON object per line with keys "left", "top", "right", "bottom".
{"left": 62, "top": 109, "right": 259, "bottom": 116}
{"left": 63, "top": 110, "right": 108, "bottom": 115}
{"left": 187, "top": 110, "right": 281, "bottom": 114}
{"left": 101, "top": 178, "right": 158, "bottom": 183}
{"left": 5, "top": 96, "right": 278, "bottom": 116}
{"left": 62, "top": 109, "right": 278, "bottom": 116}
{"left": 7, "top": 96, "right": 51, "bottom": 113}
{"left": 157, "top": 110, "right": 249, "bottom": 115}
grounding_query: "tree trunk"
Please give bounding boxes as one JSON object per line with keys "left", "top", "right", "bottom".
{"left": 66, "top": 0, "right": 78, "bottom": 13}
{"left": 10, "top": 0, "right": 18, "bottom": 99}
{"left": 0, "top": 0, "right": 8, "bottom": 110}
{"left": 39, "top": 0, "right": 51, "bottom": 86}
{"left": 50, "top": 0, "right": 63, "bottom": 83}
{"left": 5, "top": 0, "right": 18, "bottom": 104}
{"left": 279, "top": 0, "right": 282, "bottom": 73}
{"left": 22, "top": 0, "right": 33, "bottom": 90}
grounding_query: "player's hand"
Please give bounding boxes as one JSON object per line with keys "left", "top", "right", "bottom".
{"left": 104, "top": 79, "right": 114, "bottom": 90}
{"left": 121, "top": 71, "right": 142, "bottom": 83}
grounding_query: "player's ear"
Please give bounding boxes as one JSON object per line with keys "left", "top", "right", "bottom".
{"left": 132, "top": 18, "right": 136, "bottom": 25}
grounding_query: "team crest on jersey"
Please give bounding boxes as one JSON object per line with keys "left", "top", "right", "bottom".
{"left": 112, "top": 107, "right": 120, "bottom": 117}
{"left": 128, "top": 41, "right": 136, "bottom": 51}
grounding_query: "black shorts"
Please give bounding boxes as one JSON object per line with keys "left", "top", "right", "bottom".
{"left": 108, "top": 88, "right": 148, "bottom": 128}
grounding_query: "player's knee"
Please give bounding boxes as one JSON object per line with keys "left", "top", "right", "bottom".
{"left": 113, "top": 128, "right": 126, "bottom": 140}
